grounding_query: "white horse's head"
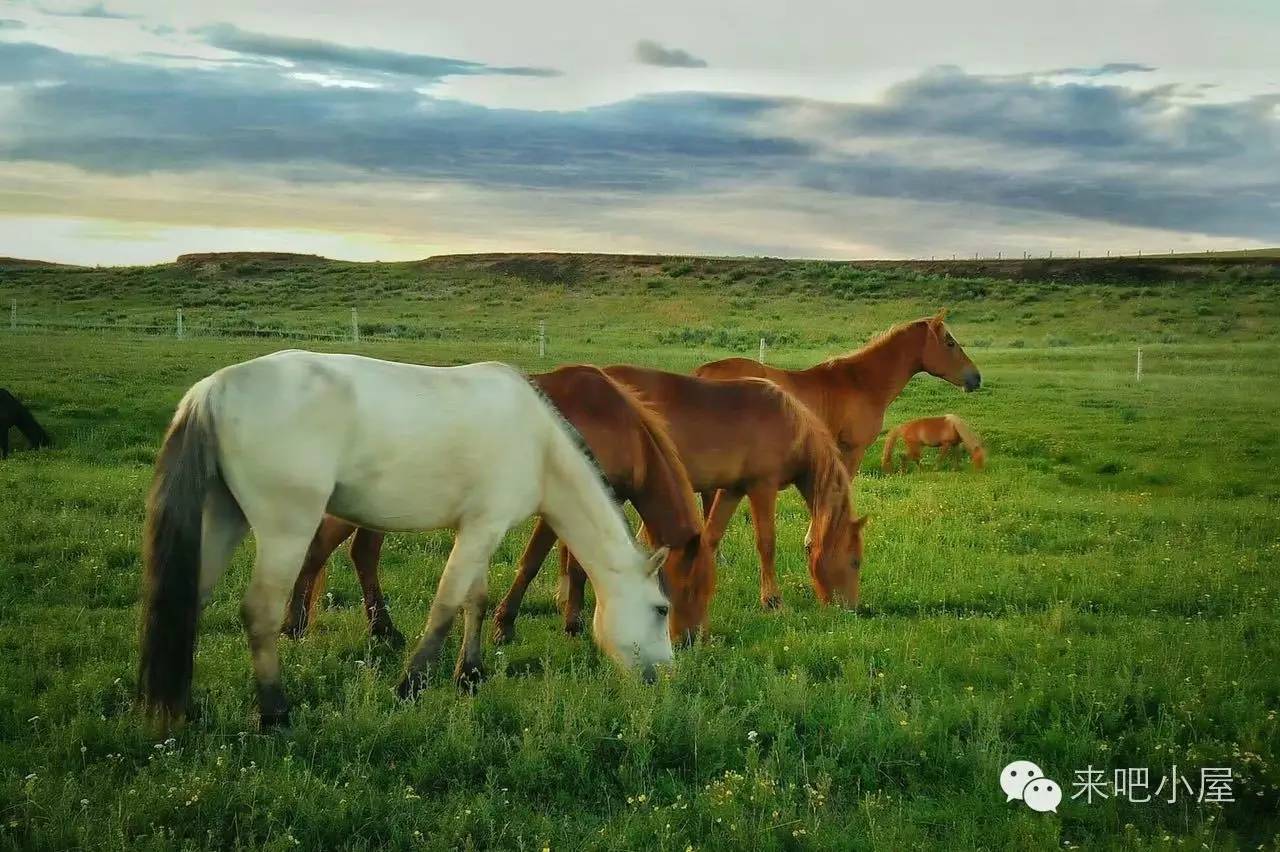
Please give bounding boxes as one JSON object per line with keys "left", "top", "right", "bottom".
{"left": 592, "top": 546, "right": 674, "bottom": 680}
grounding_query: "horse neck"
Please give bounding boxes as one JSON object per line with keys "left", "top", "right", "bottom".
{"left": 826, "top": 324, "right": 925, "bottom": 409}
{"left": 537, "top": 422, "right": 639, "bottom": 594}
{"left": 628, "top": 434, "right": 701, "bottom": 548}
{"left": 13, "top": 405, "right": 49, "bottom": 446}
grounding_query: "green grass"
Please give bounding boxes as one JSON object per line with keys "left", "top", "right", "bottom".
{"left": 1, "top": 256, "right": 1278, "bottom": 850}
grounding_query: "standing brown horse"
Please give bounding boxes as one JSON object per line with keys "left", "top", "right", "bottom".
{"left": 283, "top": 365, "right": 708, "bottom": 646}
{"left": 540, "top": 366, "right": 866, "bottom": 624}
{"left": 695, "top": 311, "right": 981, "bottom": 478}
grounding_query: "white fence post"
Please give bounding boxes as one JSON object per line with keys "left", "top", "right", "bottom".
{"left": 176, "top": 308, "right": 184, "bottom": 339}
{"left": 1135, "top": 347, "right": 1143, "bottom": 382}
{"left": 538, "top": 320, "right": 546, "bottom": 358}
{"left": 759, "top": 337, "right": 766, "bottom": 364}
{"left": 351, "top": 308, "right": 359, "bottom": 343}
{"left": 9, "top": 299, "right": 14, "bottom": 332}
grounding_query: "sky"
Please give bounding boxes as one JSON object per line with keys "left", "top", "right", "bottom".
{"left": 0, "top": 0, "right": 1277, "bottom": 264}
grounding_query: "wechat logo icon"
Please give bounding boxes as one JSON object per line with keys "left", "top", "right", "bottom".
{"left": 1001, "top": 760, "right": 1062, "bottom": 813}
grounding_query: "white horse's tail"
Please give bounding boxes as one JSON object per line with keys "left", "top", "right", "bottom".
{"left": 138, "top": 378, "right": 225, "bottom": 726}
{"left": 944, "top": 414, "right": 985, "bottom": 469}
{"left": 881, "top": 425, "right": 903, "bottom": 472}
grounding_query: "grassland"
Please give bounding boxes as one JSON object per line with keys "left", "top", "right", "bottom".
{"left": 1, "top": 254, "right": 1278, "bottom": 850}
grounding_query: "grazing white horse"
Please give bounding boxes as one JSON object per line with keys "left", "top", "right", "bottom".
{"left": 138, "top": 350, "right": 673, "bottom": 728}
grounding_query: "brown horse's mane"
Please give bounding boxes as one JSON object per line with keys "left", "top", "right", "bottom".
{"left": 818, "top": 317, "right": 928, "bottom": 369}
{"left": 597, "top": 369, "right": 701, "bottom": 524}
{"left": 739, "top": 377, "right": 854, "bottom": 532}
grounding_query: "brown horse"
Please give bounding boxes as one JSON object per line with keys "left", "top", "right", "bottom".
{"left": 882, "top": 415, "right": 986, "bottom": 472}
{"left": 695, "top": 311, "right": 981, "bottom": 478}
{"left": 283, "top": 364, "right": 708, "bottom": 646}
{"left": 543, "top": 365, "right": 866, "bottom": 621}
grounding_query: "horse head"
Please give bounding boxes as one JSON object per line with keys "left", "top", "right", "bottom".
{"left": 920, "top": 310, "right": 982, "bottom": 392}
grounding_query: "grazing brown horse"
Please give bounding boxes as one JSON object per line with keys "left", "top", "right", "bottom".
{"left": 0, "top": 388, "right": 52, "bottom": 459}
{"left": 283, "top": 365, "right": 708, "bottom": 646}
{"left": 695, "top": 311, "right": 981, "bottom": 478}
{"left": 544, "top": 365, "right": 866, "bottom": 620}
{"left": 882, "top": 415, "right": 986, "bottom": 472}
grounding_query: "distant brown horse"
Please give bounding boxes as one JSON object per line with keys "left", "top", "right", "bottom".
{"left": 882, "top": 415, "right": 986, "bottom": 472}
{"left": 283, "top": 365, "right": 708, "bottom": 646}
{"left": 696, "top": 311, "right": 981, "bottom": 478}
{"left": 541, "top": 365, "right": 866, "bottom": 622}
{"left": 0, "top": 389, "right": 51, "bottom": 459}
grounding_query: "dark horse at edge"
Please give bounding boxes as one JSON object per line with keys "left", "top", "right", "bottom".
{"left": 0, "top": 389, "right": 51, "bottom": 458}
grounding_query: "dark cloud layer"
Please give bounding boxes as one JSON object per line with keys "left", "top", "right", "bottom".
{"left": 634, "top": 39, "right": 708, "bottom": 68}
{"left": 0, "top": 41, "right": 1276, "bottom": 240}
{"left": 195, "top": 23, "right": 560, "bottom": 81}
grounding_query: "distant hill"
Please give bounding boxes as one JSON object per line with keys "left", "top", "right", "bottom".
{"left": 0, "top": 257, "right": 83, "bottom": 269}
{"left": 2, "top": 248, "right": 1278, "bottom": 286}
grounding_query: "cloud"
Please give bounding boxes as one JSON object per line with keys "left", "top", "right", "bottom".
{"left": 1048, "top": 62, "right": 1157, "bottom": 77}
{"left": 0, "top": 44, "right": 1275, "bottom": 245}
{"left": 36, "top": 2, "right": 137, "bottom": 20}
{"left": 634, "top": 39, "right": 707, "bottom": 68}
{"left": 194, "top": 23, "right": 560, "bottom": 82}
{"left": 0, "top": 19, "right": 26, "bottom": 30}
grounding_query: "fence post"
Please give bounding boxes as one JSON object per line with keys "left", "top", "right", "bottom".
{"left": 351, "top": 308, "right": 359, "bottom": 343}
{"left": 759, "top": 337, "right": 766, "bottom": 365}
{"left": 538, "top": 321, "right": 546, "bottom": 358}
{"left": 1135, "top": 347, "right": 1143, "bottom": 382}
{"left": 9, "top": 299, "right": 14, "bottom": 332}
{"left": 176, "top": 308, "right": 184, "bottom": 339}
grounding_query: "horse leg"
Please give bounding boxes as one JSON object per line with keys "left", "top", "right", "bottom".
{"left": 243, "top": 526, "right": 318, "bottom": 729}
{"left": 0, "top": 426, "right": 8, "bottom": 459}
{"left": 199, "top": 481, "right": 247, "bottom": 610}
{"left": 747, "top": 486, "right": 781, "bottom": 609}
{"left": 702, "top": 488, "right": 745, "bottom": 554}
{"left": 350, "top": 528, "right": 401, "bottom": 646}
{"left": 937, "top": 442, "right": 953, "bottom": 470}
{"left": 282, "top": 517, "right": 356, "bottom": 639}
{"left": 398, "top": 523, "right": 504, "bottom": 699}
{"left": 561, "top": 549, "right": 589, "bottom": 637}
{"left": 492, "top": 517, "right": 556, "bottom": 644}
{"left": 453, "top": 574, "right": 489, "bottom": 693}
{"left": 904, "top": 438, "right": 922, "bottom": 471}
{"left": 699, "top": 490, "right": 716, "bottom": 521}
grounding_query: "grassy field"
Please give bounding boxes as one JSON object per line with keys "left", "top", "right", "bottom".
{"left": 1, "top": 255, "right": 1278, "bottom": 850}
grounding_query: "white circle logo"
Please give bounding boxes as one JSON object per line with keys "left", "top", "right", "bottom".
{"left": 999, "top": 760, "right": 1044, "bottom": 801}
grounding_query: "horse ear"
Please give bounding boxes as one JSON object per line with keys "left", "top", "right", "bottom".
{"left": 647, "top": 547, "right": 670, "bottom": 576}
{"left": 930, "top": 309, "right": 948, "bottom": 327}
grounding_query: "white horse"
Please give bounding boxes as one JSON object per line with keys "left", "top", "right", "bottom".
{"left": 138, "top": 350, "right": 673, "bottom": 728}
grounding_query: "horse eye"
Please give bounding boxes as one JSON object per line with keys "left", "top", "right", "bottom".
{"left": 656, "top": 605, "right": 669, "bottom": 618}
{"left": 947, "top": 338, "right": 956, "bottom": 348}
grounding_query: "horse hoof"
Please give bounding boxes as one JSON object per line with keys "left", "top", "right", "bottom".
{"left": 373, "top": 626, "right": 406, "bottom": 650}
{"left": 259, "top": 708, "right": 291, "bottom": 730}
{"left": 396, "top": 672, "right": 428, "bottom": 701}
{"left": 492, "top": 622, "right": 515, "bottom": 645}
{"left": 454, "top": 665, "right": 486, "bottom": 694}
{"left": 761, "top": 595, "right": 782, "bottom": 610}
{"left": 563, "top": 619, "right": 583, "bottom": 638}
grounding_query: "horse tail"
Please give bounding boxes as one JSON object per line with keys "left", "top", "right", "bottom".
{"left": 138, "top": 377, "right": 223, "bottom": 725}
{"left": 881, "top": 425, "right": 902, "bottom": 472}
{"left": 944, "top": 415, "right": 985, "bottom": 469}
